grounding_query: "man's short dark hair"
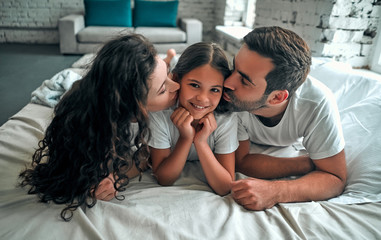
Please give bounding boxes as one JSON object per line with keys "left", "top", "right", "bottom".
{"left": 243, "top": 26, "right": 312, "bottom": 98}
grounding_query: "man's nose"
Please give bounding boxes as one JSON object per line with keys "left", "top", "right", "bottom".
{"left": 224, "top": 74, "right": 235, "bottom": 91}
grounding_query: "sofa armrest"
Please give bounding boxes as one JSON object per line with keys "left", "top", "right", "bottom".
{"left": 179, "top": 18, "right": 202, "bottom": 45}
{"left": 59, "top": 14, "right": 85, "bottom": 54}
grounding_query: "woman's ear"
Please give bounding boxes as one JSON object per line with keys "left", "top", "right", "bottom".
{"left": 268, "top": 90, "right": 289, "bottom": 104}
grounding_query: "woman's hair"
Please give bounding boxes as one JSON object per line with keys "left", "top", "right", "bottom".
{"left": 243, "top": 26, "right": 312, "bottom": 98}
{"left": 19, "top": 34, "right": 157, "bottom": 221}
{"left": 172, "top": 42, "right": 231, "bottom": 113}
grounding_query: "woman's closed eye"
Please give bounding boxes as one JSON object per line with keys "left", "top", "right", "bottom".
{"left": 159, "top": 88, "right": 167, "bottom": 95}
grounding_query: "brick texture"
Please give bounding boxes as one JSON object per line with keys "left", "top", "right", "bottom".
{"left": 0, "top": 0, "right": 83, "bottom": 43}
{"left": 1, "top": 0, "right": 380, "bottom": 67}
{"left": 254, "top": 0, "right": 381, "bottom": 67}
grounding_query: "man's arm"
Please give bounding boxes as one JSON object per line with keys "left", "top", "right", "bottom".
{"left": 235, "top": 140, "right": 315, "bottom": 179}
{"left": 232, "top": 149, "right": 347, "bottom": 210}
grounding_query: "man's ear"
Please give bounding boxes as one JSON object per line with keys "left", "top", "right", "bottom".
{"left": 268, "top": 90, "right": 289, "bottom": 104}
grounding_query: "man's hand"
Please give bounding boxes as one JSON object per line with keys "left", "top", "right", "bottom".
{"left": 94, "top": 173, "right": 118, "bottom": 201}
{"left": 231, "top": 178, "right": 279, "bottom": 210}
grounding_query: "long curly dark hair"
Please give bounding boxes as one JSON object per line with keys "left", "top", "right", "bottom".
{"left": 19, "top": 34, "right": 157, "bottom": 221}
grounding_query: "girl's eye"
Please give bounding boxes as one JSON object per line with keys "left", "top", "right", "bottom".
{"left": 211, "top": 88, "right": 220, "bottom": 93}
{"left": 189, "top": 83, "right": 200, "bottom": 88}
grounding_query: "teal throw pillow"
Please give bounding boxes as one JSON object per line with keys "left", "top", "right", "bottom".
{"left": 134, "top": 0, "right": 179, "bottom": 27}
{"left": 84, "top": 0, "right": 132, "bottom": 27}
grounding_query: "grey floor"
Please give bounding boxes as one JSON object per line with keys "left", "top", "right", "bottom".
{"left": 0, "top": 44, "right": 82, "bottom": 126}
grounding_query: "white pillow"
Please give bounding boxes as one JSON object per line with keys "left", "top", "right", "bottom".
{"left": 310, "top": 59, "right": 381, "bottom": 203}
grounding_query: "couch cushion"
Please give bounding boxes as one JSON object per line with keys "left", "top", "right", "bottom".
{"left": 134, "top": 27, "right": 186, "bottom": 43}
{"left": 77, "top": 26, "right": 134, "bottom": 43}
{"left": 133, "top": 0, "right": 179, "bottom": 27}
{"left": 84, "top": 0, "right": 132, "bottom": 27}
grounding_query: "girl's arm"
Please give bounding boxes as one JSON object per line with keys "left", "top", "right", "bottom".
{"left": 194, "top": 113, "right": 235, "bottom": 196}
{"left": 150, "top": 137, "right": 192, "bottom": 185}
{"left": 150, "top": 107, "right": 194, "bottom": 186}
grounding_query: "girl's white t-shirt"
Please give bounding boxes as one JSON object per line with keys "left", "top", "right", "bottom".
{"left": 149, "top": 108, "right": 239, "bottom": 161}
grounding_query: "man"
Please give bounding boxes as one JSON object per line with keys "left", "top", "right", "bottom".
{"left": 223, "top": 26, "right": 347, "bottom": 210}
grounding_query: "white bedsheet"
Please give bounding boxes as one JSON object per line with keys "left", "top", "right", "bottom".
{"left": 1, "top": 60, "right": 381, "bottom": 239}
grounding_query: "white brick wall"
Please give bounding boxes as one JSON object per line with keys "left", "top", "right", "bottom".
{"left": 1, "top": 0, "right": 380, "bottom": 68}
{"left": 254, "top": 0, "right": 381, "bottom": 68}
{"left": 0, "top": 0, "right": 83, "bottom": 43}
{"left": 177, "top": 0, "right": 218, "bottom": 42}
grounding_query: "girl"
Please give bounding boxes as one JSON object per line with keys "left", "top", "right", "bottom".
{"left": 149, "top": 42, "right": 238, "bottom": 196}
{"left": 19, "top": 34, "right": 180, "bottom": 221}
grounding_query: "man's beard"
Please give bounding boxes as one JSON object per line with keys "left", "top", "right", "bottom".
{"left": 225, "top": 90, "right": 269, "bottom": 112}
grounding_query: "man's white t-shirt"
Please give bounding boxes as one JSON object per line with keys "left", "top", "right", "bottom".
{"left": 149, "top": 108, "right": 239, "bottom": 161}
{"left": 238, "top": 76, "right": 345, "bottom": 160}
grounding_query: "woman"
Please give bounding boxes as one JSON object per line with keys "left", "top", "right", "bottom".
{"left": 19, "top": 34, "right": 179, "bottom": 221}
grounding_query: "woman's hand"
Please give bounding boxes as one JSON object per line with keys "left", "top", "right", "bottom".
{"left": 194, "top": 112, "right": 217, "bottom": 144}
{"left": 170, "top": 107, "right": 195, "bottom": 141}
{"left": 94, "top": 173, "right": 118, "bottom": 201}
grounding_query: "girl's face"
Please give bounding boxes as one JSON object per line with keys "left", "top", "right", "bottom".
{"left": 179, "top": 64, "right": 224, "bottom": 120}
{"left": 147, "top": 56, "right": 180, "bottom": 112}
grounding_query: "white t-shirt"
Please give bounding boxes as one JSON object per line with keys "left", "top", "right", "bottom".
{"left": 149, "top": 108, "right": 239, "bottom": 161}
{"left": 238, "top": 76, "right": 345, "bottom": 160}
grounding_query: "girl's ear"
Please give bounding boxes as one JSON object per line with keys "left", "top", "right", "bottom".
{"left": 268, "top": 90, "right": 289, "bottom": 105}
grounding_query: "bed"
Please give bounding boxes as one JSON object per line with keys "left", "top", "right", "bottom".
{"left": 1, "top": 58, "right": 381, "bottom": 239}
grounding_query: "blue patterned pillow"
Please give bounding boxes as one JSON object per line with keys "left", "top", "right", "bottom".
{"left": 134, "top": 0, "right": 179, "bottom": 27}
{"left": 84, "top": 0, "right": 132, "bottom": 27}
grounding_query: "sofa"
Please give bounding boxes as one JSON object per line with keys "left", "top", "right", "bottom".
{"left": 58, "top": 1, "right": 202, "bottom": 54}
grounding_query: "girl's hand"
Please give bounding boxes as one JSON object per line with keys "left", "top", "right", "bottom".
{"left": 194, "top": 112, "right": 217, "bottom": 144}
{"left": 170, "top": 107, "right": 195, "bottom": 141}
{"left": 94, "top": 173, "right": 118, "bottom": 201}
